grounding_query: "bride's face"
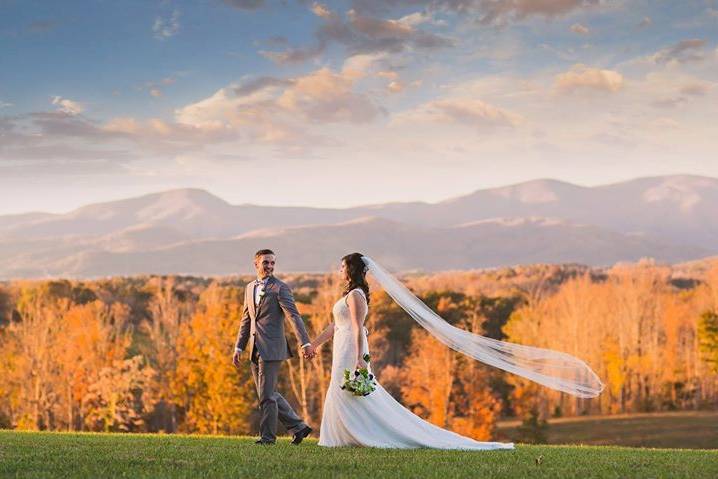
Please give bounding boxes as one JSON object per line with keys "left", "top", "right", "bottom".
{"left": 340, "top": 261, "right": 349, "bottom": 281}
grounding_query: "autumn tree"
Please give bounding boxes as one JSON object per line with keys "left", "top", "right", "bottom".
{"left": 402, "top": 329, "right": 456, "bottom": 428}
{"left": 698, "top": 311, "right": 718, "bottom": 373}
{"left": 83, "top": 355, "right": 155, "bottom": 432}
{"left": 172, "top": 282, "right": 255, "bottom": 435}
{"left": 143, "top": 277, "right": 193, "bottom": 432}
{"left": 55, "top": 301, "right": 132, "bottom": 430}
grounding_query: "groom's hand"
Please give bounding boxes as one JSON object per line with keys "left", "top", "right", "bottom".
{"left": 302, "top": 344, "right": 316, "bottom": 360}
{"left": 232, "top": 350, "right": 241, "bottom": 368}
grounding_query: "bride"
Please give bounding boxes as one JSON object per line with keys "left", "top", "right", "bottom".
{"left": 309, "top": 253, "right": 603, "bottom": 449}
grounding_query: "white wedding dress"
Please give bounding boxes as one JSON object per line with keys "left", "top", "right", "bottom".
{"left": 318, "top": 288, "right": 514, "bottom": 450}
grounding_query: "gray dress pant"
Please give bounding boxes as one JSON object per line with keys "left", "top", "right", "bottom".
{"left": 250, "top": 351, "right": 306, "bottom": 442}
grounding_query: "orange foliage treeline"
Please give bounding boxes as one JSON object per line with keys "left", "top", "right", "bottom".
{"left": 0, "top": 260, "right": 717, "bottom": 438}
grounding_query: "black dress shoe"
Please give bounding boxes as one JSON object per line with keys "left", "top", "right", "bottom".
{"left": 291, "top": 426, "right": 312, "bottom": 445}
{"left": 254, "top": 439, "right": 276, "bottom": 445}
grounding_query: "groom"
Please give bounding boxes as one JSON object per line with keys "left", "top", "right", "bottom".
{"left": 232, "top": 249, "right": 316, "bottom": 445}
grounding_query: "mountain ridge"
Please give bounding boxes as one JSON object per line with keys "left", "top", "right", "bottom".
{"left": 1, "top": 175, "right": 716, "bottom": 278}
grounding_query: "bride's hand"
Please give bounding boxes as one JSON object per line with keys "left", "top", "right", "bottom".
{"left": 355, "top": 356, "right": 368, "bottom": 370}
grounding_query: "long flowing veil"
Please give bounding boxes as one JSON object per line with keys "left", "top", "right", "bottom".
{"left": 361, "top": 256, "right": 604, "bottom": 398}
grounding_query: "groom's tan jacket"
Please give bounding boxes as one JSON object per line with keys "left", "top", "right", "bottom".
{"left": 235, "top": 276, "right": 311, "bottom": 361}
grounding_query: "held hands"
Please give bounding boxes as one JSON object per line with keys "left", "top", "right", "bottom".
{"left": 302, "top": 343, "right": 317, "bottom": 360}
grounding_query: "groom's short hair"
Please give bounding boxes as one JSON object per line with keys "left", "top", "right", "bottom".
{"left": 255, "top": 249, "right": 275, "bottom": 258}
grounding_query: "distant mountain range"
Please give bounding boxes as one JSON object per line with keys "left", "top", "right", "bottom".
{"left": 1, "top": 175, "right": 716, "bottom": 278}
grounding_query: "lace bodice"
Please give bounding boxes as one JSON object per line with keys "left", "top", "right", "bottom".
{"left": 332, "top": 288, "right": 367, "bottom": 331}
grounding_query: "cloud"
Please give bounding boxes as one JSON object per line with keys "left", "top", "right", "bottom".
{"left": 680, "top": 82, "right": 712, "bottom": 96}
{"left": 651, "top": 97, "right": 688, "bottom": 109}
{"left": 397, "top": 11, "right": 434, "bottom": 26}
{"left": 651, "top": 79, "right": 714, "bottom": 109}
{"left": 342, "top": 53, "right": 387, "bottom": 77}
{"left": 277, "top": 67, "right": 381, "bottom": 122}
{"left": 51, "top": 96, "right": 84, "bottom": 115}
{"left": 0, "top": 117, "right": 132, "bottom": 178}
{"left": 0, "top": 158, "right": 129, "bottom": 178}
{"left": 311, "top": 2, "right": 334, "bottom": 19}
{"left": 387, "top": 80, "right": 405, "bottom": 93}
{"left": 31, "top": 111, "right": 104, "bottom": 138}
{"left": 142, "top": 73, "right": 183, "bottom": 97}
{"left": 102, "top": 117, "right": 233, "bottom": 147}
{"left": 0, "top": 144, "right": 130, "bottom": 162}
{"left": 153, "top": 10, "right": 180, "bottom": 40}
{"left": 481, "top": 0, "right": 602, "bottom": 23}
{"left": 393, "top": 98, "right": 523, "bottom": 130}
{"left": 479, "top": 0, "right": 607, "bottom": 24}
{"left": 260, "top": 45, "right": 324, "bottom": 64}
{"left": 0, "top": 105, "right": 231, "bottom": 165}
{"left": 570, "top": 23, "right": 589, "bottom": 34}
{"left": 346, "top": 9, "right": 454, "bottom": 50}
{"left": 178, "top": 67, "right": 381, "bottom": 127}
{"left": 262, "top": 7, "right": 454, "bottom": 64}
{"left": 223, "top": 0, "right": 265, "bottom": 9}
{"left": 353, "top": 0, "right": 606, "bottom": 24}
{"left": 650, "top": 39, "right": 707, "bottom": 65}
{"left": 171, "top": 66, "right": 382, "bottom": 148}
{"left": 377, "top": 70, "right": 399, "bottom": 80}
{"left": 0, "top": 100, "right": 12, "bottom": 109}
{"left": 554, "top": 64, "right": 624, "bottom": 93}
{"left": 233, "top": 76, "right": 294, "bottom": 96}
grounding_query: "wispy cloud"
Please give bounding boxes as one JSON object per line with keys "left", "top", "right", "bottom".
{"left": 554, "top": 64, "right": 624, "bottom": 93}
{"left": 570, "top": 23, "right": 590, "bottom": 35}
{"left": 153, "top": 10, "right": 180, "bottom": 40}
{"left": 393, "top": 97, "right": 523, "bottom": 130}
{"left": 51, "top": 96, "right": 84, "bottom": 115}
{"left": 175, "top": 66, "right": 383, "bottom": 135}
{"left": 650, "top": 39, "right": 707, "bottom": 65}
{"left": 352, "top": 0, "right": 608, "bottom": 25}
{"left": 261, "top": 6, "right": 454, "bottom": 65}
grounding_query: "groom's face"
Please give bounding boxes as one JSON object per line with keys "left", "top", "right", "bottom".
{"left": 255, "top": 254, "right": 276, "bottom": 279}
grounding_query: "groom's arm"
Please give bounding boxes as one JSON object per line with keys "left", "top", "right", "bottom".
{"left": 235, "top": 287, "right": 251, "bottom": 353}
{"left": 277, "top": 283, "right": 312, "bottom": 349}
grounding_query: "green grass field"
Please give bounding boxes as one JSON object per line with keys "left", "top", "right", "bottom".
{"left": 1, "top": 431, "right": 717, "bottom": 479}
{"left": 496, "top": 411, "right": 718, "bottom": 449}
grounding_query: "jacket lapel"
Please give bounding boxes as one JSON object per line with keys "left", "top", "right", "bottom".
{"left": 256, "top": 276, "right": 273, "bottom": 313}
{"left": 249, "top": 281, "right": 258, "bottom": 320}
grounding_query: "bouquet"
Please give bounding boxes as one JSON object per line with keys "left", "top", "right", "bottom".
{"left": 341, "top": 354, "right": 377, "bottom": 396}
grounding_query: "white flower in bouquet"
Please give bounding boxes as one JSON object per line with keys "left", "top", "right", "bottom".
{"left": 341, "top": 354, "right": 377, "bottom": 396}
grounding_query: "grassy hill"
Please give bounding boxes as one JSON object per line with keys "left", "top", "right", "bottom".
{"left": 1, "top": 431, "right": 717, "bottom": 479}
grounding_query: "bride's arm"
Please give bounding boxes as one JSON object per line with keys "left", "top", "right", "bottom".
{"left": 347, "top": 290, "right": 368, "bottom": 368}
{"left": 311, "top": 320, "right": 334, "bottom": 349}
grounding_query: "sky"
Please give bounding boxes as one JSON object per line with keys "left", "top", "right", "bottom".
{"left": 1, "top": 0, "right": 717, "bottom": 214}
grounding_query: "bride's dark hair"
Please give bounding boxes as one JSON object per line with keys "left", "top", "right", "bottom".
{"left": 342, "top": 252, "right": 370, "bottom": 304}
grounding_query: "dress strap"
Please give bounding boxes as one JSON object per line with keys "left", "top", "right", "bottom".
{"left": 344, "top": 288, "right": 367, "bottom": 306}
